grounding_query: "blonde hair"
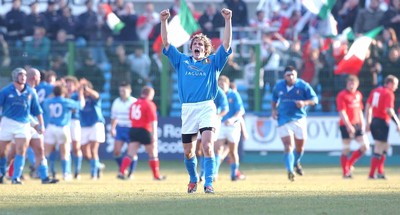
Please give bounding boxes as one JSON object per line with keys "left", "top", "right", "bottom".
{"left": 385, "top": 75, "right": 398, "bottom": 85}
{"left": 190, "top": 33, "right": 213, "bottom": 57}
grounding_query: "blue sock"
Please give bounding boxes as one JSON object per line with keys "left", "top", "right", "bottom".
{"left": 49, "top": 151, "right": 57, "bottom": 176}
{"left": 214, "top": 155, "right": 221, "bottom": 176}
{"left": 294, "top": 151, "right": 304, "bottom": 167}
{"left": 230, "top": 163, "right": 239, "bottom": 179}
{"left": 12, "top": 154, "right": 25, "bottom": 180}
{"left": 96, "top": 159, "right": 101, "bottom": 169}
{"left": 128, "top": 157, "right": 138, "bottom": 176}
{"left": 90, "top": 159, "right": 97, "bottom": 178}
{"left": 184, "top": 156, "right": 198, "bottom": 183}
{"left": 198, "top": 156, "right": 205, "bottom": 178}
{"left": 72, "top": 155, "right": 83, "bottom": 175}
{"left": 115, "top": 155, "right": 123, "bottom": 168}
{"left": 26, "top": 147, "right": 36, "bottom": 167}
{"left": 38, "top": 159, "right": 49, "bottom": 180}
{"left": 91, "top": 159, "right": 100, "bottom": 177}
{"left": 204, "top": 157, "right": 215, "bottom": 187}
{"left": 284, "top": 152, "right": 295, "bottom": 173}
{"left": 0, "top": 157, "right": 7, "bottom": 176}
{"left": 61, "top": 159, "right": 71, "bottom": 175}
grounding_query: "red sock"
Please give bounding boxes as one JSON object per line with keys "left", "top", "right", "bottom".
{"left": 348, "top": 150, "right": 363, "bottom": 168}
{"left": 369, "top": 156, "right": 380, "bottom": 177}
{"left": 378, "top": 154, "right": 386, "bottom": 174}
{"left": 149, "top": 158, "right": 160, "bottom": 178}
{"left": 8, "top": 159, "right": 14, "bottom": 178}
{"left": 120, "top": 156, "right": 132, "bottom": 175}
{"left": 340, "top": 155, "right": 348, "bottom": 176}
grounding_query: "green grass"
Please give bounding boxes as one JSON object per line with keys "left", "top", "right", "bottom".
{"left": 1, "top": 161, "right": 399, "bottom": 215}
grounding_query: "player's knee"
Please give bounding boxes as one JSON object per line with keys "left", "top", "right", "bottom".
{"left": 202, "top": 146, "right": 213, "bottom": 157}
{"left": 114, "top": 148, "right": 121, "bottom": 156}
{"left": 283, "top": 146, "right": 293, "bottom": 153}
{"left": 72, "top": 147, "right": 80, "bottom": 155}
{"left": 360, "top": 143, "right": 370, "bottom": 152}
{"left": 184, "top": 150, "right": 195, "bottom": 159}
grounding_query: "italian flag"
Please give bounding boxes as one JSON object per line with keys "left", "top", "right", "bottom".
{"left": 102, "top": 4, "right": 125, "bottom": 34}
{"left": 337, "top": 27, "right": 354, "bottom": 41}
{"left": 302, "top": 0, "right": 336, "bottom": 20}
{"left": 335, "top": 26, "right": 383, "bottom": 75}
{"left": 167, "top": 0, "right": 200, "bottom": 47}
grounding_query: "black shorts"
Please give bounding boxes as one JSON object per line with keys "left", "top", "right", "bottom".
{"left": 129, "top": 128, "right": 152, "bottom": 145}
{"left": 340, "top": 124, "right": 364, "bottom": 139}
{"left": 370, "top": 118, "right": 389, "bottom": 142}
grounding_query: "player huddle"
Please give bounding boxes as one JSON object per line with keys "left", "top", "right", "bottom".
{"left": 0, "top": 66, "right": 166, "bottom": 185}
{"left": 0, "top": 68, "right": 107, "bottom": 184}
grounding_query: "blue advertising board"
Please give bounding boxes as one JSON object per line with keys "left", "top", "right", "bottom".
{"left": 100, "top": 117, "right": 184, "bottom": 160}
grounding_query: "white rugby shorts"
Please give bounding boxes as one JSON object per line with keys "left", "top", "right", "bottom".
{"left": 44, "top": 124, "right": 71, "bottom": 145}
{"left": 277, "top": 118, "right": 307, "bottom": 139}
{"left": 217, "top": 121, "right": 241, "bottom": 144}
{"left": 181, "top": 100, "right": 217, "bottom": 134}
{"left": 0, "top": 117, "right": 31, "bottom": 141}
{"left": 70, "top": 119, "right": 81, "bottom": 142}
{"left": 81, "top": 122, "right": 105, "bottom": 145}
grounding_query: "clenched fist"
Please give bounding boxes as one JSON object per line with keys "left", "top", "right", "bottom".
{"left": 221, "top": 8, "right": 232, "bottom": 20}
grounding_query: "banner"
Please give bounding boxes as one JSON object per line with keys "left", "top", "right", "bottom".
{"left": 100, "top": 117, "right": 183, "bottom": 160}
{"left": 244, "top": 115, "right": 400, "bottom": 152}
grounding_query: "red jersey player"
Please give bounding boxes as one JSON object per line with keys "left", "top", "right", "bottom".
{"left": 336, "top": 75, "right": 370, "bottom": 178}
{"left": 365, "top": 75, "right": 400, "bottom": 179}
{"left": 118, "top": 86, "right": 165, "bottom": 180}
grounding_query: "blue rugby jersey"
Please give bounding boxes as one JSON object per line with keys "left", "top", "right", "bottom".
{"left": 80, "top": 96, "right": 105, "bottom": 127}
{"left": 0, "top": 83, "right": 42, "bottom": 123}
{"left": 43, "top": 96, "right": 81, "bottom": 127}
{"left": 163, "top": 45, "right": 232, "bottom": 103}
{"left": 214, "top": 87, "right": 229, "bottom": 115}
{"left": 35, "top": 82, "right": 54, "bottom": 104}
{"left": 272, "top": 79, "right": 318, "bottom": 126}
{"left": 70, "top": 93, "right": 80, "bottom": 120}
{"left": 221, "top": 89, "right": 245, "bottom": 123}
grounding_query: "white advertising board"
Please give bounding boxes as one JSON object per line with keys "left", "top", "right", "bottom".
{"left": 244, "top": 115, "right": 400, "bottom": 152}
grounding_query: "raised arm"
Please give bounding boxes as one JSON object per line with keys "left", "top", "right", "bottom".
{"left": 221, "top": 8, "right": 232, "bottom": 51}
{"left": 160, "top": 9, "right": 171, "bottom": 51}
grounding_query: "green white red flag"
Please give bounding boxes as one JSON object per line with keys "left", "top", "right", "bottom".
{"left": 335, "top": 26, "right": 383, "bottom": 75}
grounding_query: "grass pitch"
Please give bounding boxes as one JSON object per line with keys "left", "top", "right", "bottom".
{"left": 0, "top": 161, "right": 399, "bottom": 215}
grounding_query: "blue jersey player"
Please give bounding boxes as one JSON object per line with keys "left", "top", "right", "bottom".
{"left": 27, "top": 68, "right": 59, "bottom": 184}
{"left": 0, "top": 68, "right": 44, "bottom": 184}
{"left": 271, "top": 66, "right": 318, "bottom": 181}
{"left": 161, "top": 7, "right": 232, "bottom": 194}
{"left": 79, "top": 79, "right": 106, "bottom": 180}
{"left": 215, "top": 75, "right": 245, "bottom": 181}
{"left": 43, "top": 85, "right": 83, "bottom": 181}
{"left": 36, "top": 73, "right": 54, "bottom": 126}
{"left": 65, "top": 76, "right": 85, "bottom": 179}
{"left": 196, "top": 86, "right": 229, "bottom": 182}
{"left": 36, "top": 71, "right": 56, "bottom": 177}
